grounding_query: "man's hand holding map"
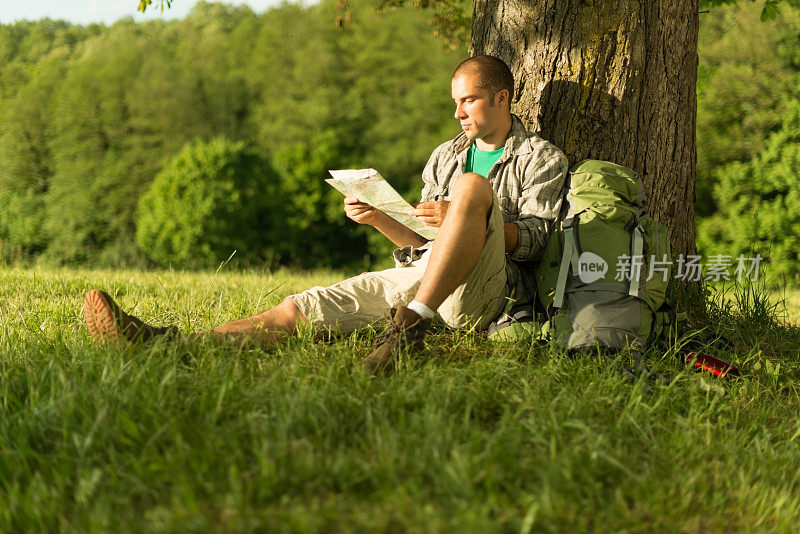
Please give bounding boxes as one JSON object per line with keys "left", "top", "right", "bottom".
{"left": 327, "top": 169, "right": 438, "bottom": 241}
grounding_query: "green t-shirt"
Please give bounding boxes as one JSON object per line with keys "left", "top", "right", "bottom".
{"left": 465, "top": 143, "right": 505, "bottom": 178}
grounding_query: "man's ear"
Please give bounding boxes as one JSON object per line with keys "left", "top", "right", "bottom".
{"left": 496, "top": 89, "right": 510, "bottom": 109}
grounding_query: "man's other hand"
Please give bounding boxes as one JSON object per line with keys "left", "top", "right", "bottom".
{"left": 409, "top": 201, "right": 450, "bottom": 227}
{"left": 344, "top": 197, "right": 380, "bottom": 225}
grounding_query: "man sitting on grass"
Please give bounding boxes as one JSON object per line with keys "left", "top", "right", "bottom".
{"left": 84, "top": 55, "right": 568, "bottom": 374}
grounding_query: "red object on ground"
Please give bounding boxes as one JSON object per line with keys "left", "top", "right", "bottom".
{"left": 685, "top": 352, "right": 741, "bottom": 378}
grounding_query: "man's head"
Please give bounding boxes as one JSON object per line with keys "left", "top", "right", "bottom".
{"left": 453, "top": 55, "right": 514, "bottom": 105}
{"left": 451, "top": 55, "right": 514, "bottom": 146}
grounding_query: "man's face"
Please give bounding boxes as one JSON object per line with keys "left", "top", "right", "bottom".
{"left": 451, "top": 72, "right": 507, "bottom": 142}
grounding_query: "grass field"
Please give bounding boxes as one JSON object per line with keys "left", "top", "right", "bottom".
{"left": 2, "top": 265, "right": 800, "bottom": 532}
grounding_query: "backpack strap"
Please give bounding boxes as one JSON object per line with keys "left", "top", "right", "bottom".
{"left": 553, "top": 216, "right": 579, "bottom": 308}
{"left": 628, "top": 222, "right": 644, "bottom": 297}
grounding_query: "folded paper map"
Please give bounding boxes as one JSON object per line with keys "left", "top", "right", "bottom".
{"left": 327, "top": 168, "right": 438, "bottom": 241}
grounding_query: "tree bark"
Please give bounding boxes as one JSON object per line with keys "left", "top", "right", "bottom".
{"left": 471, "top": 0, "right": 699, "bottom": 261}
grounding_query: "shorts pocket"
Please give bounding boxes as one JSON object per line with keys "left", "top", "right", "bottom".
{"left": 481, "top": 263, "right": 507, "bottom": 300}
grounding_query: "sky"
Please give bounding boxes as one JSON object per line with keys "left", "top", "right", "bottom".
{"left": 0, "top": 0, "right": 291, "bottom": 26}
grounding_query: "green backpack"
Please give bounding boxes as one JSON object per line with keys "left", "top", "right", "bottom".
{"left": 488, "top": 160, "right": 672, "bottom": 351}
{"left": 536, "top": 159, "right": 671, "bottom": 350}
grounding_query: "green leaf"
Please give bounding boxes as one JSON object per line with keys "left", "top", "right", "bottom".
{"left": 761, "top": 2, "right": 781, "bottom": 20}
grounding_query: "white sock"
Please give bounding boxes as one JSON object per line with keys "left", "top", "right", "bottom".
{"left": 407, "top": 299, "right": 436, "bottom": 319}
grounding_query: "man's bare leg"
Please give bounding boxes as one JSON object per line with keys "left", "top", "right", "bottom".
{"left": 358, "top": 173, "right": 494, "bottom": 374}
{"left": 204, "top": 297, "right": 306, "bottom": 345}
{"left": 86, "top": 174, "right": 490, "bottom": 350}
{"left": 413, "top": 172, "right": 494, "bottom": 310}
{"left": 84, "top": 288, "right": 307, "bottom": 346}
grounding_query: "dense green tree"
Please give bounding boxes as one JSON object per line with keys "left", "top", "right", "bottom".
{"left": 0, "top": 21, "right": 100, "bottom": 260}
{"left": 0, "top": 77, "right": 54, "bottom": 258}
{"left": 246, "top": 1, "right": 460, "bottom": 195}
{"left": 268, "top": 130, "right": 370, "bottom": 268}
{"left": 696, "top": 2, "right": 800, "bottom": 216}
{"left": 136, "top": 137, "right": 271, "bottom": 267}
{"left": 702, "top": 0, "right": 800, "bottom": 20}
{"left": 42, "top": 21, "right": 152, "bottom": 265}
{"left": 697, "top": 100, "right": 800, "bottom": 281}
{"left": 0, "top": 19, "right": 100, "bottom": 100}
{"left": 137, "top": 133, "right": 367, "bottom": 269}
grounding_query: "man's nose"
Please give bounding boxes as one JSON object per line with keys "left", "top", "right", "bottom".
{"left": 454, "top": 103, "right": 466, "bottom": 120}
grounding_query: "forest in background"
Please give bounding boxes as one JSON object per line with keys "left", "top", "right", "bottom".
{"left": 1, "top": 1, "right": 799, "bottom": 276}
{"left": 0, "top": 1, "right": 461, "bottom": 269}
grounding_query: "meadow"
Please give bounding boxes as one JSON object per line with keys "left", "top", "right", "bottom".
{"left": 2, "top": 265, "right": 800, "bottom": 532}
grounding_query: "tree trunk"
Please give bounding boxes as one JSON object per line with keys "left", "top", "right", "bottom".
{"left": 471, "top": 0, "right": 699, "bottom": 262}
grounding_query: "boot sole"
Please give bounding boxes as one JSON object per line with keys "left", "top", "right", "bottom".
{"left": 83, "top": 289, "right": 125, "bottom": 347}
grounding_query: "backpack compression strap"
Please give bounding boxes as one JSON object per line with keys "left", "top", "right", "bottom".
{"left": 553, "top": 217, "right": 579, "bottom": 308}
{"left": 628, "top": 222, "right": 644, "bottom": 297}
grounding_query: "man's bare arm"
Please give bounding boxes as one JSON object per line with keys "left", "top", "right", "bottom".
{"left": 344, "top": 197, "right": 424, "bottom": 248}
{"left": 503, "top": 222, "right": 519, "bottom": 255}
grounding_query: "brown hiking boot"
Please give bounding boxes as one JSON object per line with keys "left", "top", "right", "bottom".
{"left": 83, "top": 289, "right": 179, "bottom": 346}
{"left": 359, "top": 306, "right": 431, "bottom": 376}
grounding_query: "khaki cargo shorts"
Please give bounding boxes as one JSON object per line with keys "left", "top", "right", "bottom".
{"left": 290, "top": 195, "right": 509, "bottom": 334}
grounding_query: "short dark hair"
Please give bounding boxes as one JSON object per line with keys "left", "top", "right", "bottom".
{"left": 452, "top": 55, "right": 514, "bottom": 102}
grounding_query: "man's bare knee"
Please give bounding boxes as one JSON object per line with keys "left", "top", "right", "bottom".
{"left": 452, "top": 172, "right": 493, "bottom": 210}
{"left": 281, "top": 296, "right": 306, "bottom": 318}
{"left": 262, "top": 297, "right": 306, "bottom": 331}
